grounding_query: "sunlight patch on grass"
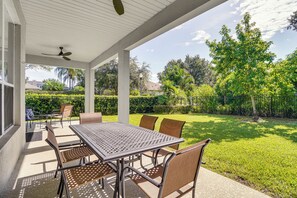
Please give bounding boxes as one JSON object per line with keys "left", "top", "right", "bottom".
{"left": 102, "top": 113, "right": 297, "bottom": 198}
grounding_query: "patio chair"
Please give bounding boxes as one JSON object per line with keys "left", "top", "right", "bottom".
{"left": 139, "top": 115, "right": 158, "bottom": 130}
{"left": 45, "top": 127, "right": 115, "bottom": 198}
{"left": 51, "top": 104, "right": 73, "bottom": 128}
{"left": 45, "top": 124, "right": 95, "bottom": 178}
{"left": 123, "top": 139, "right": 211, "bottom": 198}
{"left": 79, "top": 112, "right": 103, "bottom": 124}
{"left": 25, "top": 108, "right": 42, "bottom": 131}
{"left": 141, "top": 118, "right": 185, "bottom": 166}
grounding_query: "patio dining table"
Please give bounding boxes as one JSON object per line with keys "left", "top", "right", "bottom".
{"left": 69, "top": 122, "right": 184, "bottom": 198}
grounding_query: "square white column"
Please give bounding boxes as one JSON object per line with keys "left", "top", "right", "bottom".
{"left": 118, "top": 50, "right": 130, "bottom": 123}
{"left": 84, "top": 67, "right": 95, "bottom": 113}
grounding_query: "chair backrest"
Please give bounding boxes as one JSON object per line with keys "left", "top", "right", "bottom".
{"left": 25, "top": 108, "right": 34, "bottom": 121}
{"left": 139, "top": 115, "right": 158, "bottom": 130}
{"left": 61, "top": 104, "right": 73, "bottom": 118}
{"left": 159, "top": 118, "right": 185, "bottom": 150}
{"left": 45, "top": 124, "right": 63, "bottom": 167}
{"left": 160, "top": 139, "right": 211, "bottom": 197}
{"left": 79, "top": 112, "right": 103, "bottom": 124}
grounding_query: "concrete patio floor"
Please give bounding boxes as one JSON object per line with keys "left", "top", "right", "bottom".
{"left": 1, "top": 120, "right": 270, "bottom": 198}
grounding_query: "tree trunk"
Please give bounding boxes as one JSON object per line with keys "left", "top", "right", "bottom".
{"left": 250, "top": 95, "right": 259, "bottom": 121}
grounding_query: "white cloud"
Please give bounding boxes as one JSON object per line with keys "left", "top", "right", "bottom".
{"left": 232, "top": 0, "right": 297, "bottom": 39}
{"left": 150, "top": 73, "right": 159, "bottom": 83}
{"left": 146, "top": 49, "right": 155, "bottom": 53}
{"left": 184, "top": 42, "right": 191, "bottom": 46}
{"left": 192, "top": 30, "right": 211, "bottom": 44}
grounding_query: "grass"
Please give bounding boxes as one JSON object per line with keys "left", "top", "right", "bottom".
{"left": 102, "top": 113, "right": 297, "bottom": 198}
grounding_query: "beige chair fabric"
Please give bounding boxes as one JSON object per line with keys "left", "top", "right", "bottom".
{"left": 131, "top": 139, "right": 211, "bottom": 198}
{"left": 79, "top": 112, "right": 103, "bottom": 124}
{"left": 139, "top": 115, "right": 158, "bottom": 130}
{"left": 52, "top": 104, "right": 74, "bottom": 128}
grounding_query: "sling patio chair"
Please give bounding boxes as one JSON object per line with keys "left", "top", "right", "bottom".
{"left": 141, "top": 118, "right": 185, "bottom": 167}
{"left": 139, "top": 115, "right": 158, "bottom": 130}
{"left": 79, "top": 112, "right": 103, "bottom": 124}
{"left": 51, "top": 104, "right": 73, "bottom": 128}
{"left": 122, "top": 139, "right": 211, "bottom": 198}
{"left": 45, "top": 126, "right": 115, "bottom": 198}
{"left": 45, "top": 124, "right": 95, "bottom": 178}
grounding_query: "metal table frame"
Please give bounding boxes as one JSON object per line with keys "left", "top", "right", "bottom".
{"left": 69, "top": 122, "right": 184, "bottom": 198}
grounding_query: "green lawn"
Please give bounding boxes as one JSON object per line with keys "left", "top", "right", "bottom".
{"left": 102, "top": 113, "right": 297, "bottom": 198}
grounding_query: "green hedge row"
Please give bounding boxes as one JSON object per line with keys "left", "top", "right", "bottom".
{"left": 25, "top": 94, "right": 160, "bottom": 116}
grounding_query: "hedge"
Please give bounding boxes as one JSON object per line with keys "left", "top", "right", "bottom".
{"left": 26, "top": 93, "right": 297, "bottom": 118}
{"left": 25, "top": 94, "right": 160, "bottom": 116}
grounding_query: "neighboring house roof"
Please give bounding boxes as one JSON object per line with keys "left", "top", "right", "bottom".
{"left": 27, "top": 80, "right": 44, "bottom": 88}
{"left": 145, "top": 81, "right": 161, "bottom": 91}
{"left": 25, "top": 83, "right": 41, "bottom": 90}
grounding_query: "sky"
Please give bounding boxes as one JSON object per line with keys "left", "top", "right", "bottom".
{"left": 27, "top": 0, "right": 297, "bottom": 83}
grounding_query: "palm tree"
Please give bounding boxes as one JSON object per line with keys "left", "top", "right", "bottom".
{"left": 55, "top": 67, "right": 81, "bottom": 89}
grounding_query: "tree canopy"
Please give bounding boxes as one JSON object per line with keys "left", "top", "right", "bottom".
{"left": 94, "top": 57, "right": 151, "bottom": 95}
{"left": 206, "top": 12, "right": 276, "bottom": 118}
{"left": 287, "top": 11, "right": 297, "bottom": 31}
{"left": 42, "top": 79, "right": 64, "bottom": 91}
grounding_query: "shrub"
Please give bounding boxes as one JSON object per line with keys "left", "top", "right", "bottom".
{"left": 103, "top": 89, "right": 116, "bottom": 95}
{"left": 73, "top": 86, "right": 85, "bottom": 92}
{"left": 42, "top": 79, "right": 64, "bottom": 91}
{"left": 130, "top": 89, "right": 140, "bottom": 96}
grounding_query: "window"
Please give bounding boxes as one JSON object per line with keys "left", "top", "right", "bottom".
{"left": 0, "top": 0, "right": 15, "bottom": 136}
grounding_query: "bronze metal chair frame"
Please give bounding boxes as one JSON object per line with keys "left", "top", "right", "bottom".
{"left": 51, "top": 104, "right": 73, "bottom": 128}
{"left": 123, "top": 139, "right": 211, "bottom": 198}
{"left": 45, "top": 128, "right": 115, "bottom": 198}
{"left": 141, "top": 118, "right": 185, "bottom": 168}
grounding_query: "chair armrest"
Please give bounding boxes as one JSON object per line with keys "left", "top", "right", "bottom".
{"left": 122, "top": 166, "right": 161, "bottom": 187}
{"left": 57, "top": 160, "right": 101, "bottom": 171}
{"left": 162, "top": 152, "right": 175, "bottom": 166}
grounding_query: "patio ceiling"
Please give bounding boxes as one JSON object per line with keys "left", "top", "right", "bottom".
{"left": 21, "top": 0, "right": 226, "bottom": 68}
{"left": 21, "top": 0, "right": 175, "bottom": 63}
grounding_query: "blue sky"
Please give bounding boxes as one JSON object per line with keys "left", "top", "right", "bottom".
{"left": 27, "top": 0, "right": 297, "bottom": 83}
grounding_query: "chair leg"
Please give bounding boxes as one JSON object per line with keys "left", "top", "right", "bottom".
{"left": 102, "top": 178, "right": 105, "bottom": 189}
{"left": 60, "top": 119, "right": 63, "bottom": 128}
{"left": 192, "top": 188, "right": 196, "bottom": 198}
{"left": 139, "top": 154, "right": 148, "bottom": 171}
{"left": 59, "top": 182, "right": 64, "bottom": 198}
{"left": 54, "top": 164, "right": 60, "bottom": 178}
{"left": 57, "top": 176, "right": 63, "bottom": 195}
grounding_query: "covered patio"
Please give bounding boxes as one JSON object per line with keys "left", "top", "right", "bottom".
{"left": 0, "top": 0, "right": 271, "bottom": 197}
{"left": 2, "top": 121, "right": 269, "bottom": 198}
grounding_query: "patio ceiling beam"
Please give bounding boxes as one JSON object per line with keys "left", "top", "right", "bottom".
{"left": 90, "top": 0, "right": 227, "bottom": 68}
{"left": 26, "top": 54, "right": 88, "bottom": 69}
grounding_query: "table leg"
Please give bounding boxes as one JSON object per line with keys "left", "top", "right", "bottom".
{"left": 113, "top": 160, "right": 120, "bottom": 198}
{"left": 120, "top": 158, "right": 125, "bottom": 198}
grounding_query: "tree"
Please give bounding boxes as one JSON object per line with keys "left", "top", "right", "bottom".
{"left": 94, "top": 57, "right": 151, "bottom": 95}
{"left": 42, "top": 79, "right": 64, "bottom": 91}
{"left": 26, "top": 64, "right": 52, "bottom": 71}
{"left": 55, "top": 67, "right": 82, "bottom": 89}
{"left": 287, "top": 11, "right": 297, "bottom": 31}
{"left": 206, "top": 13, "right": 275, "bottom": 120}
{"left": 183, "top": 55, "right": 215, "bottom": 86}
{"left": 158, "top": 63, "right": 194, "bottom": 104}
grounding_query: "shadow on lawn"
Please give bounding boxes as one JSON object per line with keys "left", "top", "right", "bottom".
{"left": 182, "top": 115, "right": 297, "bottom": 145}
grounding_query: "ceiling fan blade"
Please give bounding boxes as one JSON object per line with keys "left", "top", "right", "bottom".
{"left": 42, "top": 53, "right": 59, "bottom": 56}
{"left": 63, "top": 56, "right": 71, "bottom": 61}
{"left": 63, "top": 52, "right": 72, "bottom": 56}
{"left": 113, "top": 0, "right": 124, "bottom": 15}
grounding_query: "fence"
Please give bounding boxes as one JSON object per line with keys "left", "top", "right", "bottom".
{"left": 177, "top": 95, "right": 297, "bottom": 118}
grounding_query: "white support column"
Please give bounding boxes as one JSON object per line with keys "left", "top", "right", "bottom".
{"left": 84, "top": 67, "right": 95, "bottom": 113}
{"left": 118, "top": 50, "right": 130, "bottom": 123}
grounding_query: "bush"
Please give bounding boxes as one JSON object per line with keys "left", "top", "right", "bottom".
{"left": 153, "top": 105, "right": 191, "bottom": 114}
{"left": 42, "top": 79, "right": 64, "bottom": 91}
{"left": 26, "top": 94, "right": 161, "bottom": 116}
{"left": 103, "top": 89, "right": 116, "bottom": 95}
{"left": 130, "top": 90, "right": 140, "bottom": 96}
{"left": 73, "top": 86, "right": 85, "bottom": 92}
